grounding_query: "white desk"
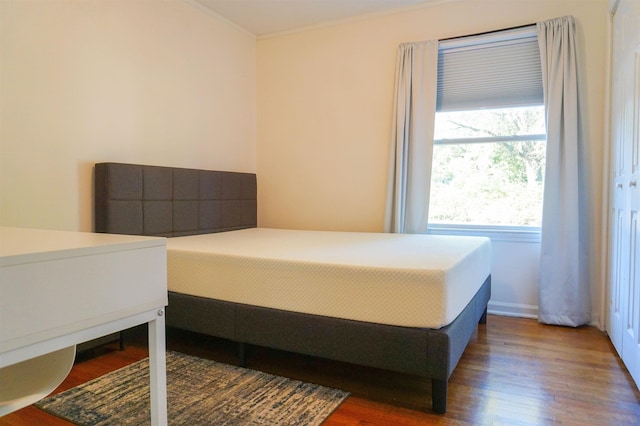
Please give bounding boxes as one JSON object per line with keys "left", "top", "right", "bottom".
{"left": 0, "top": 227, "right": 168, "bottom": 425}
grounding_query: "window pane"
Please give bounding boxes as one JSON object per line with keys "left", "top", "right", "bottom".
{"left": 428, "top": 140, "right": 545, "bottom": 226}
{"left": 434, "top": 106, "right": 546, "bottom": 140}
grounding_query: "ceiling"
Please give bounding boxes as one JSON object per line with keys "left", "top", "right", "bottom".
{"left": 193, "top": 0, "right": 437, "bottom": 37}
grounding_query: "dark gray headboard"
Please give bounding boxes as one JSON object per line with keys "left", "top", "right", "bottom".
{"left": 95, "top": 162, "right": 257, "bottom": 237}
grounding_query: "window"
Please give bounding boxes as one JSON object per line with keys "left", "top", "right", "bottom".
{"left": 429, "top": 106, "right": 546, "bottom": 227}
{"left": 428, "top": 27, "right": 546, "bottom": 232}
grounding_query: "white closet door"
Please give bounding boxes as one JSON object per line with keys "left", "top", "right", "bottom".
{"left": 608, "top": 66, "right": 627, "bottom": 356}
{"left": 624, "top": 48, "right": 640, "bottom": 386}
{"left": 608, "top": 0, "right": 640, "bottom": 389}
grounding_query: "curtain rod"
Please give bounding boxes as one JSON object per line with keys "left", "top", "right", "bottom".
{"left": 440, "top": 23, "right": 535, "bottom": 42}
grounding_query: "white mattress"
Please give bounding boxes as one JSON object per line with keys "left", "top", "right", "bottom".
{"left": 166, "top": 228, "right": 491, "bottom": 329}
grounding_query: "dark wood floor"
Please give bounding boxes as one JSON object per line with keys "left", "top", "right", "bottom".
{"left": 2, "top": 315, "right": 639, "bottom": 425}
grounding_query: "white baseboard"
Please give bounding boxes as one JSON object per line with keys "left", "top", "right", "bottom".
{"left": 487, "top": 303, "right": 604, "bottom": 329}
{"left": 488, "top": 301, "right": 538, "bottom": 319}
{"left": 589, "top": 312, "right": 603, "bottom": 330}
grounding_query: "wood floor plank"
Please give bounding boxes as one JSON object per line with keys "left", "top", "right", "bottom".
{"left": 1, "top": 315, "right": 639, "bottom": 425}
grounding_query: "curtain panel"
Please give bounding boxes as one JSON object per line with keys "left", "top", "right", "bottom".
{"left": 537, "top": 16, "right": 591, "bottom": 326}
{"left": 384, "top": 41, "right": 438, "bottom": 234}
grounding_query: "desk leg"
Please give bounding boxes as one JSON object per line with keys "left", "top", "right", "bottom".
{"left": 148, "top": 309, "right": 168, "bottom": 426}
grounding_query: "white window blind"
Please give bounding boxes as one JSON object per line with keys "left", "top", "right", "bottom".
{"left": 436, "top": 26, "right": 543, "bottom": 111}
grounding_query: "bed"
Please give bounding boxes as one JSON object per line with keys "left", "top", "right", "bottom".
{"left": 94, "top": 162, "right": 491, "bottom": 414}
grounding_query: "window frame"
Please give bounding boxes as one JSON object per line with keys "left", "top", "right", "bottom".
{"left": 428, "top": 26, "right": 545, "bottom": 238}
{"left": 427, "top": 223, "right": 541, "bottom": 243}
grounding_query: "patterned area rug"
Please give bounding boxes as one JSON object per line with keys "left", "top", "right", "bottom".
{"left": 36, "top": 351, "right": 349, "bottom": 425}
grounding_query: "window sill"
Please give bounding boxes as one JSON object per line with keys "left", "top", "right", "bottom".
{"left": 427, "top": 224, "right": 541, "bottom": 243}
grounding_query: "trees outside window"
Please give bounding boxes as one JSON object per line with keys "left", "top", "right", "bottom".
{"left": 428, "top": 105, "right": 546, "bottom": 227}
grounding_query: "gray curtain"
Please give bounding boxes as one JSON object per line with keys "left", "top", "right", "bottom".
{"left": 537, "top": 16, "right": 591, "bottom": 326}
{"left": 384, "top": 40, "right": 438, "bottom": 234}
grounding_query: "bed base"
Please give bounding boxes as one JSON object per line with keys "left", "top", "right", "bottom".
{"left": 165, "top": 276, "right": 490, "bottom": 413}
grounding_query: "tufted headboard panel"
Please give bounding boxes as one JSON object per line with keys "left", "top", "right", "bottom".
{"left": 94, "top": 162, "right": 257, "bottom": 237}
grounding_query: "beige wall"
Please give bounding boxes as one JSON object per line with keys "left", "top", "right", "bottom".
{"left": 257, "top": 0, "right": 608, "bottom": 234}
{"left": 0, "top": 0, "right": 257, "bottom": 232}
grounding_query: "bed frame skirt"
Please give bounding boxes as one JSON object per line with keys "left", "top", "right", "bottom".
{"left": 165, "top": 276, "right": 490, "bottom": 413}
